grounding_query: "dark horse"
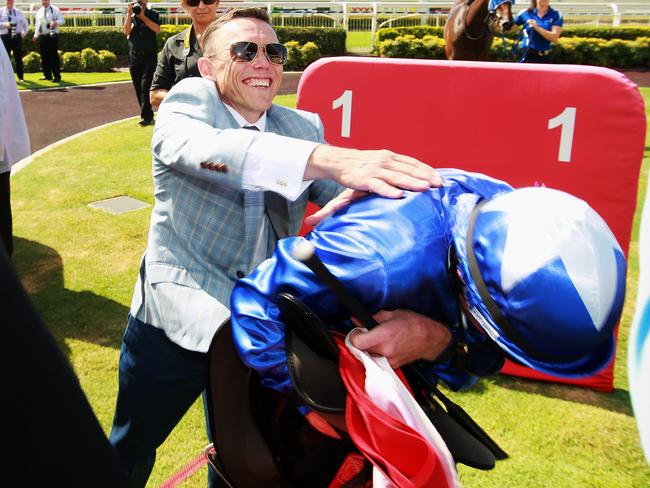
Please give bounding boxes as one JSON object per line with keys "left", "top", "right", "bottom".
{"left": 444, "top": 0, "right": 515, "bottom": 60}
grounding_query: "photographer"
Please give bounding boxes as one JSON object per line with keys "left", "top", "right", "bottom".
{"left": 32, "top": 0, "right": 64, "bottom": 82}
{"left": 124, "top": 0, "right": 160, "bottom": 126}
{"left": 0, "top": 0, "right": 28, "bottom": 82}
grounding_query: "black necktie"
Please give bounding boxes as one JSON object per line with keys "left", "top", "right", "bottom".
{"left": 243, "top": 125, "right": 290, "bottom": 241}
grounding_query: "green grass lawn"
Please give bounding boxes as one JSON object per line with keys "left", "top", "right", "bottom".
{"left": 346, "top": 31, "right": 374, "bottom": 53}
{"left": 9, "top": 89, "right": 650, "bottom": 487}
{"left": 16, "top": 71, "right": 132, "bottom": 90}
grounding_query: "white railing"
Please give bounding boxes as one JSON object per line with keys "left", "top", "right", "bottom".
{"left": 12, "top": 1, "right": 650, "bottom": 40}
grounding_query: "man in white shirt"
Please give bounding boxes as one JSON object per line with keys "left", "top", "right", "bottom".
{"left": 108, "top": 7, "right": 443, "bottom": 488}
{"left": 0, "top": 0, "right": 28, "bottom": 82}
{"left": 0, "top": 42, "right": 29, "bottom": 256}
{"left": 32, "top": 0, "right": 64, "bottom": 81}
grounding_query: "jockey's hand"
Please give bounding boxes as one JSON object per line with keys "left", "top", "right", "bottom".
{"left": 304, "top": 188, "right": 370, "bottom": 227}
{"left": 350, "top": 309, "right": 452, "bottom": 369}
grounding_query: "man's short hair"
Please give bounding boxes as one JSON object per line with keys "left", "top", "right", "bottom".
{"left": 202, "top": 7, "right": 273, "bottom": 58}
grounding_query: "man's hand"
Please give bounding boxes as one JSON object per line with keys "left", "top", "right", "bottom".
{"left": 305, "top": 145, "right": 443, "bottom": 199}
{"left": 350, "top": 309, "right": 452, "bottom": 369}
{"left": 50, "top": 21, "right": 58, "bottom": 29}
{"left": 304, "top": 188, "right": 370, "bottom": 227}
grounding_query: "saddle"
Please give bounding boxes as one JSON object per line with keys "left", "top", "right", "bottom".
{"left": 205, "top": 293, "right": 506, "bottom": 487}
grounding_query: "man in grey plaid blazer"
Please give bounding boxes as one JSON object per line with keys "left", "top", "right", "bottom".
{"left": 109, "top": 7, "right": 442, "bottom": 487}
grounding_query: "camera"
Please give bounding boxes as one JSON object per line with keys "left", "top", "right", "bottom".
{"left": 131, "top": 2, "right": 142, "bottom": 15}
{"left": 9, "top": 19, "right": 16, "bottom": 39}
{"left": 45, "top": 22, "right": 51, "bottom": 29}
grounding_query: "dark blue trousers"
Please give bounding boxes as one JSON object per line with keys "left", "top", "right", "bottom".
{"left": 109, "top": 314, "right": 224, "bottom": 487}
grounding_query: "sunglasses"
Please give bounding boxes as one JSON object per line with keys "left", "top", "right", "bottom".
{"left": 229, "top": 41, "right": 288, "bottom": 66}
{"left": 185, "top": 0, "right": 218, "bottom": 7}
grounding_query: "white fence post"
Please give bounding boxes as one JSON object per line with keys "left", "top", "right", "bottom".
{"left": 608, "top": 2, "right": 621, "bottom": 27}
{"left": 371, "top": 2, "right": 378, "bottom": 48}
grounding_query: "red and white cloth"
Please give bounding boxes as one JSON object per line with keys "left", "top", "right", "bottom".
{"left": 337, "top": 329, "right": 459, "bottom": 488}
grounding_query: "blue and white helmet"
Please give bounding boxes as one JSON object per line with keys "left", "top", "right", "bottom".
{"left": 453, "top": 187, "right": 627, "bottom": 378}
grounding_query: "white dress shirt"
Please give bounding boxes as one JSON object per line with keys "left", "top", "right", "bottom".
{"left": 33, "top": 3, "right": 64, "bottom": 38}
{"left": 0, "top": 7, "right": 28, "bottom": 37}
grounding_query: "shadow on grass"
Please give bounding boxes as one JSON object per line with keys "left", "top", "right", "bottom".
{"left": 11, "top": 236, "right": 128, "bottom": 356}
{"left": 492, "top": 372, "right": 633, "bottom": 416}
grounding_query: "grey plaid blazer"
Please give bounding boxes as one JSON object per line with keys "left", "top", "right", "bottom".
{"left": 140, "top": 77, "right": 342, "bottom": 336}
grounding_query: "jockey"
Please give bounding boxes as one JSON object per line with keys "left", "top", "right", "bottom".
{"left": 229, "top": 168, "right": 626, "bottom": 394}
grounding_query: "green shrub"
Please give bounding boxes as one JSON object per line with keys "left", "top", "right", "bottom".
{"left": 22, "top": 51, "right": 41, "bottom": 72}
{"left": 62, "top": 51, "right": 83, "bottom": 72}
{"left": 377, "top": 26, "right": 444, "bottom": 44}
{"left": 284, "top": 41, "right": 303, "bottom": 71}
{"left": 378, "top": 31, "right": 650, "bottom": 68}
{"left": 154, "top": 24, "right": 346, "bottom": 56}
{"left": 98, "top": 50, "right": 118, "bottom": 71}
{"left": 378, "top": 34, "right": 446, "bottom": 59}
{"left": 18, "top": 25, "right": 345, "bottom": 65}
{"left": 300, "top": 41, "right": 321, "bottom": 67}
{"left": 276, "top": 27, "right": 346, "bottom": 55}
{"left": 284, "top": 40, "right": 323, "bottom": 70}
{"left": 562, "top": 26, "right": 650, "bottom": 41}
{"left": 59, "top": 27, "right": 126, "bottom": 55}
{"left": 631, "top": 37, "right": 650, "bottom": 68}
{"left": 375, "top": 25, "right": 650, "bottom": 51}
{"left": 601, "top": 38, "right": 634, "bottom": 69}
{"left": 81, "top": 47, "right": 102, "bottom": 71}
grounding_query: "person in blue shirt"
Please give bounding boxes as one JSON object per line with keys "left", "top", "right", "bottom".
{"left": 514, "top": 0, "right": 563, "bottom": 63}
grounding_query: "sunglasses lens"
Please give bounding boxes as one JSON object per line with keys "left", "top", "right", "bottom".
{"left": 231, "top": 42, "right": 257, "bottom": 62}
{"left": 186, "top": 0, "right": 216, "bottom": 5}
{"left": 265, "top": 43, "right": 288, "bottom": 65}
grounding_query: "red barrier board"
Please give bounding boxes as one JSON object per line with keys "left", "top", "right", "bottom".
{"left": 297, "top": 57, "right": 646, "bottom": 391}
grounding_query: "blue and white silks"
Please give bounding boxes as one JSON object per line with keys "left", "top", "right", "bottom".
{"left": 230, "top": 168, "right": 625, "bottom": 394}
{"left": 230, "top": 169, "right": 511, "bottom": 393}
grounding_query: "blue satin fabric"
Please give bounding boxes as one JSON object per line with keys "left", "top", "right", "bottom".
{"left": 230, "top": 169, "right": 513, "bottom": 393}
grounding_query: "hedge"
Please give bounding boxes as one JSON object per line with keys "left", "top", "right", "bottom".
{"left": 378, "top": 34, "right": 650, "bottom": 68}
{"left": 376, "top": 25, "right": 650, "bottom": 46}
{"left": 19, "top": 48, "right": 117, "bottom": 72}
{"left": 284, "top": 41, "right": 321, "bottom": 71}
{"left": 160, "top": 24, "right": 346, "bottom": 55}
{"left": 17, "top": 25, "right": 346, "bottom": 57}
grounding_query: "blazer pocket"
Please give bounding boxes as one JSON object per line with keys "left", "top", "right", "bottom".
{"left": 146, "top": 262, "right": 204, "bottom": 289}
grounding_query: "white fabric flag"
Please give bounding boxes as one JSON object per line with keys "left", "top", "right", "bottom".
{"left": 345, "top": 329, "right": 460, "bottom": 487}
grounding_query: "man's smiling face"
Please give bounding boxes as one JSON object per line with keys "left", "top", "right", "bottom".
{"left": 209, "top": 17, "right": 283, "bottom": 122}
